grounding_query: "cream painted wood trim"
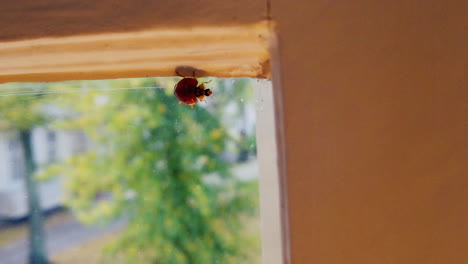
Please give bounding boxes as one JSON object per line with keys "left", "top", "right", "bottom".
{"left": 0, "top": 23, "right": 270, "bottom": 83}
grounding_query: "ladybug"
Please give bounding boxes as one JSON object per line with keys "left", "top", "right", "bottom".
{"left": 174, "top": 70, "right": 212, "bottom": 107}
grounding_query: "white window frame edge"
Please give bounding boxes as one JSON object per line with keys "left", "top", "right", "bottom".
{"left": 255, "top": 32, "right": 290, "bottom": 264}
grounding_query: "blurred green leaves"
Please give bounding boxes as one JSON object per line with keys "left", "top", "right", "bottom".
{"left": 0, "top": 84, "right": 51, "bottom": 130}
{"left": 34, "top": 77, "right": 259, "bottom": 263}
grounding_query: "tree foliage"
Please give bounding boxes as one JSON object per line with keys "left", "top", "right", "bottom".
{"left": 0, "top": 84, "right": 50, "bottom": 130}
{"left": 44, "top": 78, "right": 258, "bottom": 263}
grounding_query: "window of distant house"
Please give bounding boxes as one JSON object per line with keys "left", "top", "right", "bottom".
{"left": 46, "top": 130, "right": 57, "bottom": 162}
{"left": 71, "top": 130, "right": 88, "bottom": 154}
{"left": 8, "top": 137, "right": 25, "bottom": 180}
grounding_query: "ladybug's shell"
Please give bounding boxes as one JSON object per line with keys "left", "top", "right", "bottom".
{"left": 174, "top": 78, "right": 198, "bottom": 105}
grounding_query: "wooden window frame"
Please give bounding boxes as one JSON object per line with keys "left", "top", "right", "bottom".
{"left": 0, "top": 3, "right": 289, "bottom": 263}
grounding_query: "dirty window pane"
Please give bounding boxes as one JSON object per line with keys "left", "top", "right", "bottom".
{"left": 0, "top": 77, "right": 263, "bottom": 264}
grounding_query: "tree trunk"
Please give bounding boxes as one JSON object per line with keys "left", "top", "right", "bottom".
{"left": 19, "top": 130, "right": 49, "bottom": 264}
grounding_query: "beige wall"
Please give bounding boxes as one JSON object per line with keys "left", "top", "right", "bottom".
{"left": 271, "top": 0, "right": 466, "bottom": 263}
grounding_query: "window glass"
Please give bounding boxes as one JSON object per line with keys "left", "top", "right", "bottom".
{"left": 0, "top": 77, "right": 263, "bottom": 264}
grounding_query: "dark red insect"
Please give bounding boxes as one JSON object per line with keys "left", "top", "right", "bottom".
{"left": 174, "top": 71, "right": 212, "bottom": 107}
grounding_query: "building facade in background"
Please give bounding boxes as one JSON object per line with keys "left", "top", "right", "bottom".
{"left": 0, "top": 128, "right": 87, "bottom": 219}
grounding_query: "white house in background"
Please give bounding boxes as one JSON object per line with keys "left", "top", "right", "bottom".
{"left": 0, "top": 128, "right": 88, "bottom": 219}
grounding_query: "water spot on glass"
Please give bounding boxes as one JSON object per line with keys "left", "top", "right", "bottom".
{"left": 94, "top": 95, "right": 109, "bottom": 106}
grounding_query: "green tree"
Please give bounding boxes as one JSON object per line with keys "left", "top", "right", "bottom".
{"left": 0, "top": 84, "right": 50, "bottom": 264}
{"left": 47, "top": 78, "right": 257, "bottom": 263}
